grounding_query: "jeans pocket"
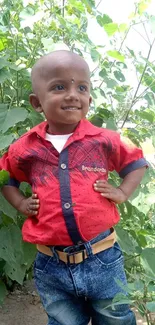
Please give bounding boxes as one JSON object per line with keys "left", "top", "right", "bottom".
{"left": 94, "top": 242, "right": 124, "bottom": 268}
{"left": 34, "top": 252, "right": 53, "bottom": 273}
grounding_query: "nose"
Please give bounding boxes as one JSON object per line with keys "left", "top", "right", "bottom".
{"left": 65, "top": 87, "right": 79, "bottom": 101}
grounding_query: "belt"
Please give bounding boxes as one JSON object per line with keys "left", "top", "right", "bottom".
{"left": 36, "top": 228, "right": 116, "bottom": 264}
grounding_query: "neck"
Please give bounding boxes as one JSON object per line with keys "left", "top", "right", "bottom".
{"left": 47, "top": 122, "right": 79, "bottom": 135}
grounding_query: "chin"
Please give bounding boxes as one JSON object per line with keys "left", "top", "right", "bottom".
{"left": 63, "top": 117, "right": 82, "bottom": 124}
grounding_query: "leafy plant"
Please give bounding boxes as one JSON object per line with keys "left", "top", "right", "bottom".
{"left": 0, "top": 1, "right": 155, "bottom": 323}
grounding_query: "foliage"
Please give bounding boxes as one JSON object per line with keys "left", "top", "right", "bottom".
{"left": 0, "top": 0, "right": 155, "bottom": 322}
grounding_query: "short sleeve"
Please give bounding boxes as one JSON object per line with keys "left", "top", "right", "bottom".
{"left": 108, "top": 134, "right": 148, "bottom": 178}
{"left": 0, "top": 149, "right": 28, "bottom": 186}
{"left": 0, "top": 152, "right": 15, "bottom": 178}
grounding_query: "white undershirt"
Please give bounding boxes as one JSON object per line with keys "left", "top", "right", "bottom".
{"left": 45, "top": 133, "right": 73, "bottom": 153}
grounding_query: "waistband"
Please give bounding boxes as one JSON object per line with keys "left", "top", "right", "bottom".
{"left": 52, "top": 228, "right": 112, "bottom": 252}
{"left": 36, "top": 228, "right": 116, "bottom": 264}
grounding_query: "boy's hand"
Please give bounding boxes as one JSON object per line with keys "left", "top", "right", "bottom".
{"left": 18, "top": 193, "right": 40, "bottom": 216}
{"left": 94, "top": 180, "right": 127, "bottom": 204}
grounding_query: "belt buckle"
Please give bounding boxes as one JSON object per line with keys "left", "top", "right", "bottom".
{"left": 67, "top": 248, "right": 85, "bottom": 264}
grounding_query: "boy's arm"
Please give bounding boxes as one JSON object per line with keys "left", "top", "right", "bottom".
{"left": 94, "top": 166, "right": 146, "bottom": 204}
{"left": 1, "top": 186, "right": 40, "bottom": 216}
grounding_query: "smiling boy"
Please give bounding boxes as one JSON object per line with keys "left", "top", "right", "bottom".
{"left": 0, "top": 50, "right": 147, "bottom": 325}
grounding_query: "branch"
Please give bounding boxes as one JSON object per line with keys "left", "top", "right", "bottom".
{"left": 62, "top": 0, "right": 65, "bottom": 40}
{"left": 143, "top": 23, "right": 151, "bottom": 45}
{"left": 0, "top": 85, "right": 4, "bottom": 103}
{"left": 15, "top": 35, "right": 19, "bottom": 106}
{"left": 132, "top": 26, "right": 150, "bottom": 44}
{"left": 121, "top": 38, "right": 155, "bottom": 128}
{"left": 96, "top": 0, "right": 102, "bottom": 9}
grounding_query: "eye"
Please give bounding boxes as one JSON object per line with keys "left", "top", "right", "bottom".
{"left": 53, "top": 85, "right": 64, "bottom": 91}
{"left": 78, "top": 85, "right": 87, "bottom": 92}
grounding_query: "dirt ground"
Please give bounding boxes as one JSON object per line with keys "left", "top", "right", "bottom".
{"left": 0, "top": 281, "right": 152, "bottom": 325}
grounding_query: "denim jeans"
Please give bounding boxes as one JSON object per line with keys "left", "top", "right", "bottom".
{"left": 34, "top": 230, "right": 136, "bottom": 325}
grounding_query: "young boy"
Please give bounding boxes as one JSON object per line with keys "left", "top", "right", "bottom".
{"left": 0, "top": 50, "right": 147, "bottom": 325}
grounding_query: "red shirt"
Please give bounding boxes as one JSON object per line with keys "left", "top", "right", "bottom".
{"left": 0, "top": 119, "right": 147, "bottom": 245}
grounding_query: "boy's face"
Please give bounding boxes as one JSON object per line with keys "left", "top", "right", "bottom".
{"left": 30, "top": 54, "right": 92, "bottom": 133}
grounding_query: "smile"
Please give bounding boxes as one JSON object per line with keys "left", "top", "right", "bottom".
{"left": 62, "top": 107, "right": 81, "bottom": 111}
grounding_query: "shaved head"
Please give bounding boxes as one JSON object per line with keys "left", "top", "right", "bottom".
{"left": 31, "top": 50, "right": 90, "bottom": 95}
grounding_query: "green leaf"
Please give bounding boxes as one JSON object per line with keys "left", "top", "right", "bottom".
{"left": 141, "top": 248, "right": 155, "bottom": 279}
{"left": 104, "top": 23, "right": 118, "bottom": 36}
{"left": 99, "top": 68, "right": 107, "bottom": 78}
{"left": 0, "top": 107, "right": 28, "bottom": 132}
{"left": 41, "top": 38, "right": 55, "bottom": 51}
{"left": 0, "top": 225, "right": 23, "bottom": 264}
{"left": 0, "top": 68, "right": 11, "bottom": 83}
{"left": 104, "top": 77, "right": 117, "bottom": 88}
{"left": 114, "top": 70, "right": 125, "bottom": 82}
{"left": 0, "top": 226, "right": 24, "bottom": 284}
{"left": 22, "top": 242, "right": 36, "bottom": 269}
{"left": 0, "top": 192, "right": 17, "bottom": 220}
{"left": 0, "top": 280, "right": 7, "bottom": 304}
{"left": 0, "top": 170, "right": 9, "bottom": 187}
{"left": 127, "top": 47, "right": 135, "bottom": 57}
{"left": 138, "top": 1, "right": 150, "bottom": 15}
{"left": 90, "top": 49, "right": 100, "bottom": 62}
{"left": 0, "top": 58, "right": 9, "bottom": 69}
{"left": 107, "top": 50, "right": 125, "bottom": 62}
{"left": 28, "top": 110, "right": 44, "bottom": 127}
{"left": 0, "top": 225, "right": 36, "bottom": 284}
{"left": 146, "top": 301, "right": 155, "bottom": 312}
{"left": 144, "top": 74, "right": 155, "bottom": 92}
{"left": 119, "top": 23, "right": 128, "bottom": 32}
{"left": 112, "top": 292, "right": 133, "bottom": 305}
{"left": 69, "top": 0, "right": 85, "bottom": 12}
{"left": 137, "top": 111, "right": 154, "bottom": 123}
{"left": 0, "top": 133, "right": 15, "bottom": 150}
{"left": 4, "top": 261, "right": 27, "bottom": 285}
{"left": 116, "top": 228, "right": 137, "bottom": 255}
{"left": 19, "top": 7, "right": 35, "bottom": 19}
{"left": 106, "top": 118, "right": 117, "bottom": 130}
{"left": 96, "top": 14, "right": 112, "bottom": 26}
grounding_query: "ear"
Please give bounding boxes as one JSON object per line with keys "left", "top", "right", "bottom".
{"left": 29, "top": 94, "right": 43, "bottom": 113}
{"left": 89, "top": 96, "right": 92, "bottom": 106}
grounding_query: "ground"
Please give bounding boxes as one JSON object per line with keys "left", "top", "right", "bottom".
{"left": 0, "top": 281, "right": 151, "bottom": 325}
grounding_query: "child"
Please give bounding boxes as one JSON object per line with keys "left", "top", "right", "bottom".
{"left": 1, "top": 50, "right": 147, "bottom": 325}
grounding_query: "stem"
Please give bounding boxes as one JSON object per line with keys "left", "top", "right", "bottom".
{"left": 62, "top": 0, "right": 65, "bottom": 41}
{"left": 143, "top": 23, "right": 151, "bottom": 45}
{"left": 96, "top": 0, "right": 102, "bottom": 9}
{"left": 0, "top": 85, "right": 4, "bottom": 102}
{"left": 132, "top": 26, "right": 150, "bottom": 44}
{"left": 15, "top": 36, "right": 19, "bottom": 106}
{"left": 121, "top": 38, "right": 155, "bottom": 128}
{"left": 8, "top": 94, "right": 15, "bottom": 110}
{"left": 145, "top": 311, "right": 151, "bottom": 325}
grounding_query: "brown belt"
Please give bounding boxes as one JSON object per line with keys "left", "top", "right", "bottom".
{"left": 36, "top": 229, "right": 116, "bottom": 264}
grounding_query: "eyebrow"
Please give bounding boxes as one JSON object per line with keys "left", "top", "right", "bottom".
{"left": 47, "top": 79, "right": 90, "bottom": 86}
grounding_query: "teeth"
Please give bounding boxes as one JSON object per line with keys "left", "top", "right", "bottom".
{"left": 63, "top": 107, "right": 79, "bottom": 111}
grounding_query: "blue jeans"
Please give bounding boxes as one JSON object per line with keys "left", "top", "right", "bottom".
{"left": 34, "top": 230, "right": 136, "bottom": 325}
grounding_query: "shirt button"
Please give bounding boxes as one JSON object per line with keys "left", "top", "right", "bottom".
{"left": 64, "top": 202, "right": 71, "bottom": 209}
{"left": 61, "top": 163, "right": 67, "bottom": 170}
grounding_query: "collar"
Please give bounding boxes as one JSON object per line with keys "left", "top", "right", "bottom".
{"left": 28, "top": 119, "right": 103, "bottom": 141}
